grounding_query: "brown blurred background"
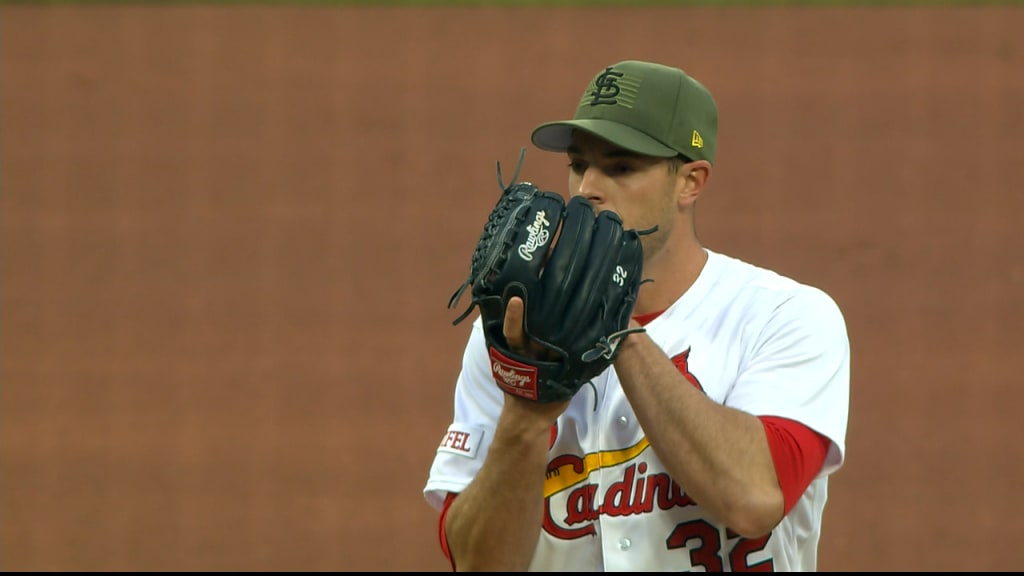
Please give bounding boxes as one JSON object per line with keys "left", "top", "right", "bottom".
{"left": 2, "top": 3, "right": 1023, "bottom": 571}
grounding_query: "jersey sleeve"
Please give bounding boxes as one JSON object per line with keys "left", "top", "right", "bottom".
{"left": 726, "top": 285, "right": 850, "bottom": 477}
{"left": 422, "top": 317, "right": 505, "bottom": 511}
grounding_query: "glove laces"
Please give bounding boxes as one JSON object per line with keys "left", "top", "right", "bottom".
{"left": 580, "top": 326, "right": 647, "bottom": 363}
{"left": 496, "top": 146, "right": 527, "bottom": 191}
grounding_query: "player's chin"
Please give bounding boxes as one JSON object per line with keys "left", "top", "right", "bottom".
{"left": 638, "top": 231, "right": 666, "bottom": 260}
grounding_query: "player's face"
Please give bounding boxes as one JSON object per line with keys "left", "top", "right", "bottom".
{"left": 565, "top": 131, "right": 684, "bottom": 259}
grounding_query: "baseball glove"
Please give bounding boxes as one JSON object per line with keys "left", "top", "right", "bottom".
{"left": 448, "top": 149, "right": 652, "bottom": 403}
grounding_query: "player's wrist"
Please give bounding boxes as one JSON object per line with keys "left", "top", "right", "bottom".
{"left": 496, "top": 395, "right": 565, "bottom": 438}
{"left": 615, "top": 326, "right": 646, "bottom": 356}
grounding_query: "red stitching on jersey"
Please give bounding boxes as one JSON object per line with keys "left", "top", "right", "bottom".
{"left": 438, "top": 492, "right": 458, "bottom": 571}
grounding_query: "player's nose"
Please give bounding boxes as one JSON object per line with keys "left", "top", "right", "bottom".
{"left": 573, "top": 168, "right": 605, "bottom": 207}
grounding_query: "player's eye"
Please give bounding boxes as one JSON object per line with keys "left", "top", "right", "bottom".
{"left": 568, "top": 160, "right": 586, "bottom": 174}
{"left": 609, "top": 163, "right": 634, "bottom": 176}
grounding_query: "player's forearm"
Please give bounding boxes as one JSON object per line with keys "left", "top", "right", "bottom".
{"left": 444, "top": 402, "right": 553, "bottom": 571}
{"left": 614, "top": 333, "right": 785, "bottom": 538}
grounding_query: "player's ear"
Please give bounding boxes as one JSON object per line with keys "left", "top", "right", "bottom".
{"left": 676, "top": 159, "right": 711, "bottom": 208}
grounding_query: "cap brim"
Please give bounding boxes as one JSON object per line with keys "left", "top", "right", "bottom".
{"left": 531, "top": 119, "right": 678, "bottom": 158}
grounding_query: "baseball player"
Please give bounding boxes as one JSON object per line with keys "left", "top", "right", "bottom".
{"left": 423, "top": 60, "right": 850, "bottom": 571}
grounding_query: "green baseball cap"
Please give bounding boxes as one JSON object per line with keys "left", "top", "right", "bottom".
{"left": 531, "top": 60, "right": 718, "bottom": 164}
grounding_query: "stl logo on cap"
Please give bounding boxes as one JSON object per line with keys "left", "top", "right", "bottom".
{"left": 587, "top": 66, "right": 639, "bottom": 108}
{"left": 589, "top": 67, "right": 624, "bottom": 105}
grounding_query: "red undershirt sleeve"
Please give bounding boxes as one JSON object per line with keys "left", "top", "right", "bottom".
{"left": 438, "top": 492, "right": 457, "bottom": 571}
{"left": 758, "top": 416, "right": 832, "bottom": 516}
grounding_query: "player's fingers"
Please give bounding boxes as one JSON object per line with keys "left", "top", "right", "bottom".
{"left": 504, "top": 296, "right": 527, "bottom": 353}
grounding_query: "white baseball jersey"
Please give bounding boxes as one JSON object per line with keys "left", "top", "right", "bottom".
{"left": 424, "top": 248, "right": 850, "bottom": 571}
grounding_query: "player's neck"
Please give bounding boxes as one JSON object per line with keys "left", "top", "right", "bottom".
{"left": 633, "top": 239, "right": 708, "bottom": 316}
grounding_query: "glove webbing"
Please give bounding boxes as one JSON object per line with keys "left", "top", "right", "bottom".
{"left": 447, "top": 147, "right": 532, "bottom": 325}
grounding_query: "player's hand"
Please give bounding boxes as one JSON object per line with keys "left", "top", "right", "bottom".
{"left": 503, "top": 296, "right": 553, "bottom": 360}
{"left": 502, "top": 296, "right": 570, "bottom": 418}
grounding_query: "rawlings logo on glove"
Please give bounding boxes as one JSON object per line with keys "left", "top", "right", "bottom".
{"left": 518, "top": 211, "right": 552, "bottom": 261}
{"left": 448, "top": 149, "right": 653, "bottom": 403}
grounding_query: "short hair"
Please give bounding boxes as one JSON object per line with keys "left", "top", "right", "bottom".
{"left": 668, "top": 155, "right": 692, "bottom": 174}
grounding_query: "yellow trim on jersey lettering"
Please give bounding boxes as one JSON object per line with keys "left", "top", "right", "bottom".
{"left": 543, "top": 437, "right": 651, "bottom": 498}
